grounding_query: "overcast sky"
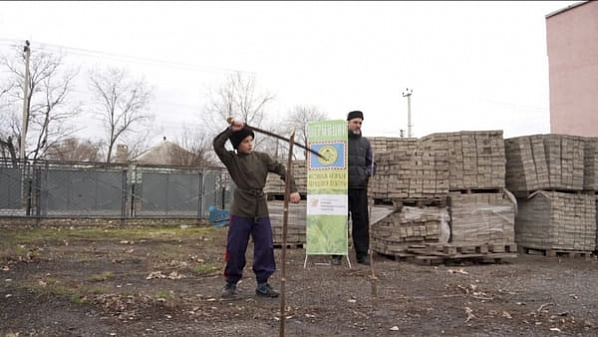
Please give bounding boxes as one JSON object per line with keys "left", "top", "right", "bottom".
{"left": 0, "top": 1, "right": 580, "bottom": 146}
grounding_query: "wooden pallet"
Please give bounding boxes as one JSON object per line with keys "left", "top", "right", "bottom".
{"left": 517, "top": 246, "right": 594, "bottom": 259}
{"left": 449, "top": 188, "right": 503, "bottom": 194}
{"left": 373, "top": 197, "right": 448, "bottom": 208}
{"left": 381, "top": 242, "right": 518, "bottom": 265}
{"left": 274, "top": 243, "right": 304, "bottom": 249}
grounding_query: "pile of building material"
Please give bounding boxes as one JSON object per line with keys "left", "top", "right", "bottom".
{"left": 370, "top": 131, "right": 516, "bottom": 264}
{"left": 505, "top": 134, "right": 586, "bottom": 195}
{"left": 584, "top": 138, "right": 598, "bottom": 191}
{"left": 505, "top": 134, "right": 598, "bottom": 254}
{"left": 449, "top": 191, "right": 516, "bottom": 244}
{"left": 371, "top": 206, "right": 450, "bottom": 256}
{"left": 265, "top": 160, "right": 307, "bottom": 197}
{"left": 515, "top": 191, "right": 595, "bottom": 252}
{"left": 420, "top": 131, "right": 506, "bottom": 191}
{"left": 371, "top": 149, "right": 448, "bottom": 199}
{"left": 268, "top": 200, "right": 306, "bottom": 247}
{"left": 369, "top": 137, "right": 417, "bottom": 156}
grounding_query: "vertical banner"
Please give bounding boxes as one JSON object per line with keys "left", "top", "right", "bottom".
{"left": 306, "top": 120, "right": 348, "bottom": 255}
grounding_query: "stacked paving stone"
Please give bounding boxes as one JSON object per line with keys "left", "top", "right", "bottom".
{"left": 369, "top": 137, "right": 418, "bottom": 156}
{"left": 420, "top": 131, "right": 506, "bottom": 191}
{"left": 505, "top": 134, "right": 585, "bottom": 195}
{"left": 265, "top": 160, "right": 307, "bottom": 246}
{"left": 371, "top": 148, "right": 449, "bottom": 199}
{"left": 265, "top": 160, "right": 307, "bottom": 196}
{"left": 370, "top": 130, "right": 514, "bottom": 256}
{"left": 449, "top": 191, "right": 516, "bottom": 244}
{"left": 515, "top": 191, "right": 595, "bottom": 251}
{"left": 268, "top": 200, "right": 307, "bottom": 246}
{"left": 370, "top": 137, "right": 448, "bottom": 199}
{"left": 505, "top": 134, "right": 598, "bottom": 252}
{"left": 370, "top": 206, "right": 450, "bottom": 256}
{"left": 584, "top": 138, "right": 598, "bottom": 191}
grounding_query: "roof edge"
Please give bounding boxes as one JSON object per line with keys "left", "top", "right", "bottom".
{"left": 546, "top": 1, "right": 590, "bottom": 19}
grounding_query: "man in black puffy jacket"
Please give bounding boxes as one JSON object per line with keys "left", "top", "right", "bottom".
{"left": 332, "top": 110, "right": 376, "bottom": 266}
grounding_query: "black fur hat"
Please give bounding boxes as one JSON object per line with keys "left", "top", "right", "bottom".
{"left": 229, "top": 127, "right": 255, "bottom": 149}
{"left": 347, "top": 110, "right": 364, "bottom": 121}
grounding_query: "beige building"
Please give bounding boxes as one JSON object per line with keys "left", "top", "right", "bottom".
{"left": 546, "top": 1, "right": 598, "bottom": 137}
{"left": 132, "top": 138, "right": 197, "bottom": 166}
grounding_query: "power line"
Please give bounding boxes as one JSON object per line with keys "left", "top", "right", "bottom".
{"left": 0, "top": 38, "right": 255, "bottom": 76}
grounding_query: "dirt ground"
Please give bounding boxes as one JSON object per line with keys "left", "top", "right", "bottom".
{"left": 1, "top": 223, "right": 598, "bottom": 337}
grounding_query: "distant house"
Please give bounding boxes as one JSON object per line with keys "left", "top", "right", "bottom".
{"left": 132, "top": 137, "right": 199, "bottom": 166}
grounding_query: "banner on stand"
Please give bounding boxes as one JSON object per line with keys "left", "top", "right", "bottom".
{"left": 306, "top": 120, "right": 348, "bottom": 255}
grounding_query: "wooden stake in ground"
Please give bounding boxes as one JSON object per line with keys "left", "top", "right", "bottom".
{"left": 368, "top": 153, "right": 378, "bottom": 302}
{"left": 279, "top": 128, "right": 295, "bottom": 337}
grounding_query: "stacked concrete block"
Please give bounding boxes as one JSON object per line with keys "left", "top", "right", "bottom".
{"left": 505, "top": 134, "right": 585, "bottom": 195}
{"left": 449, "top": 191, "right": 516, "bottom": 244}
{"left": 505, "top": 136, "right": 542, "bottom": 193}
{"left": 265, "top": 160, "right": 307, "bottom": 196}
{"left": 515, "top": 191, "right": 596, "bottom": 251}
{"left": 268, "top": 200, "right": 307, "bottom": 245}
{"left": 584, "top": 137, "right": 598, "bottom": 191}
{"left": 596, "top": 194, "right": 598, "bottom": 249}
{"left": 371, "top": 206, "right": 450, "bottom": 256}
{"left": 369, "top": 137, "right": 418, "bottom": 156}
{"left": 371, "top": 148, "right": 448, "bottom": 199}
{"left": 420, "top": 131, "right": 506, "bottom": 191}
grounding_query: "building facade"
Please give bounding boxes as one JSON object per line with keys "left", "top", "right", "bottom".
{"left": 546, "top": 1, "right": 598, "bottom": 137}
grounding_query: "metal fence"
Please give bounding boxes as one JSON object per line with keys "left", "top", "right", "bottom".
{"left": 0, "top": 159, "right": 233, "bottom": 223}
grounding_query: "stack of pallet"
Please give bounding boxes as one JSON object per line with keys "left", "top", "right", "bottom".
{"left": 370, "top": 130, "right": 516, "bottom": 263}
{"left": 441, "top": 131, "right": 515, "bottom": 247}
{"left": 504, "top": 134, "right": 597, "bottom": 254}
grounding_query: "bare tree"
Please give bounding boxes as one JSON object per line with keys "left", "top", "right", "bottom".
{"left": 45, "top": 137, "right": 103, "bottom": 162}
{"left": 202, "top": 71, "right": 274, "bottom": 137}
{"left": 169, "top": 126, "right": 216, "bottom": 167}
{"left": 88, "top": 67, "right": 154, "bottom": 163}
{"left": 283, "top": 105, "right": 328, "bottom": 159}
{"left": 0, "top": 43, "right": 81, "bottom": 164}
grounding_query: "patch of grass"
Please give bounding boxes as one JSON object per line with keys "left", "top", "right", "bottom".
{"left": 0, "top": 226, "right": 221, "bottom": 261}
{"left": 192, "top": 263, "right": 219, "bottom": 276}
{"left": 22, "top": 278, "right": 109, "bottom": 299}
{"left": 89, "top": 271, "right": 115, "bottom": 282}
{"left": 155, "top": 290, "right": 174, "bottom": 301}
{"left": 0, "top": 244, "right": 30, "bottom": 262}
{"left": 71, "top": 293, "right": 88, "bottom": 304}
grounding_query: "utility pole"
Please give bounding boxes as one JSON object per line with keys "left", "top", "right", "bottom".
{"left": 402, "top": 88, "right": 413, "bottom": 138}
{"left": 20, "top": 40, "right": 31, "bottom": 165}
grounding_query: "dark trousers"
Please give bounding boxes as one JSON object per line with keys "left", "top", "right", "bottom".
{"left": 349, "top": 188, "right": 369, "bottom": 259}
{"left": 224, "top": 215, "right": 275, "bottom": 284}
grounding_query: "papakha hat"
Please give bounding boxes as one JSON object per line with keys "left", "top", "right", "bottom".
{"left": 229, "top": 127, "right": 255, "bottom": 149}
{"left": 347, "top": 110, "right": 364, "bottom": 121}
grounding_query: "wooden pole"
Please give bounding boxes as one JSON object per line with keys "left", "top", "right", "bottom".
{"left": 20, "top": 40, "right": 31, "bottom": 163}
{"left": 369, "top": 152, "right": 378, "bottom": 301}
{"left": 279, "top": 128, "right": 295, "bottom": 337}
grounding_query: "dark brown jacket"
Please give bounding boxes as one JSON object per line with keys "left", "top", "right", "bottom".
{"left": 213, "top": 127, "right": 298, "bottom": 218}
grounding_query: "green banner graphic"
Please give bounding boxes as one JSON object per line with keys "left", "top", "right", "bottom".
{"left": 306, "top": 120, "right": 348, "bottom": 255}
